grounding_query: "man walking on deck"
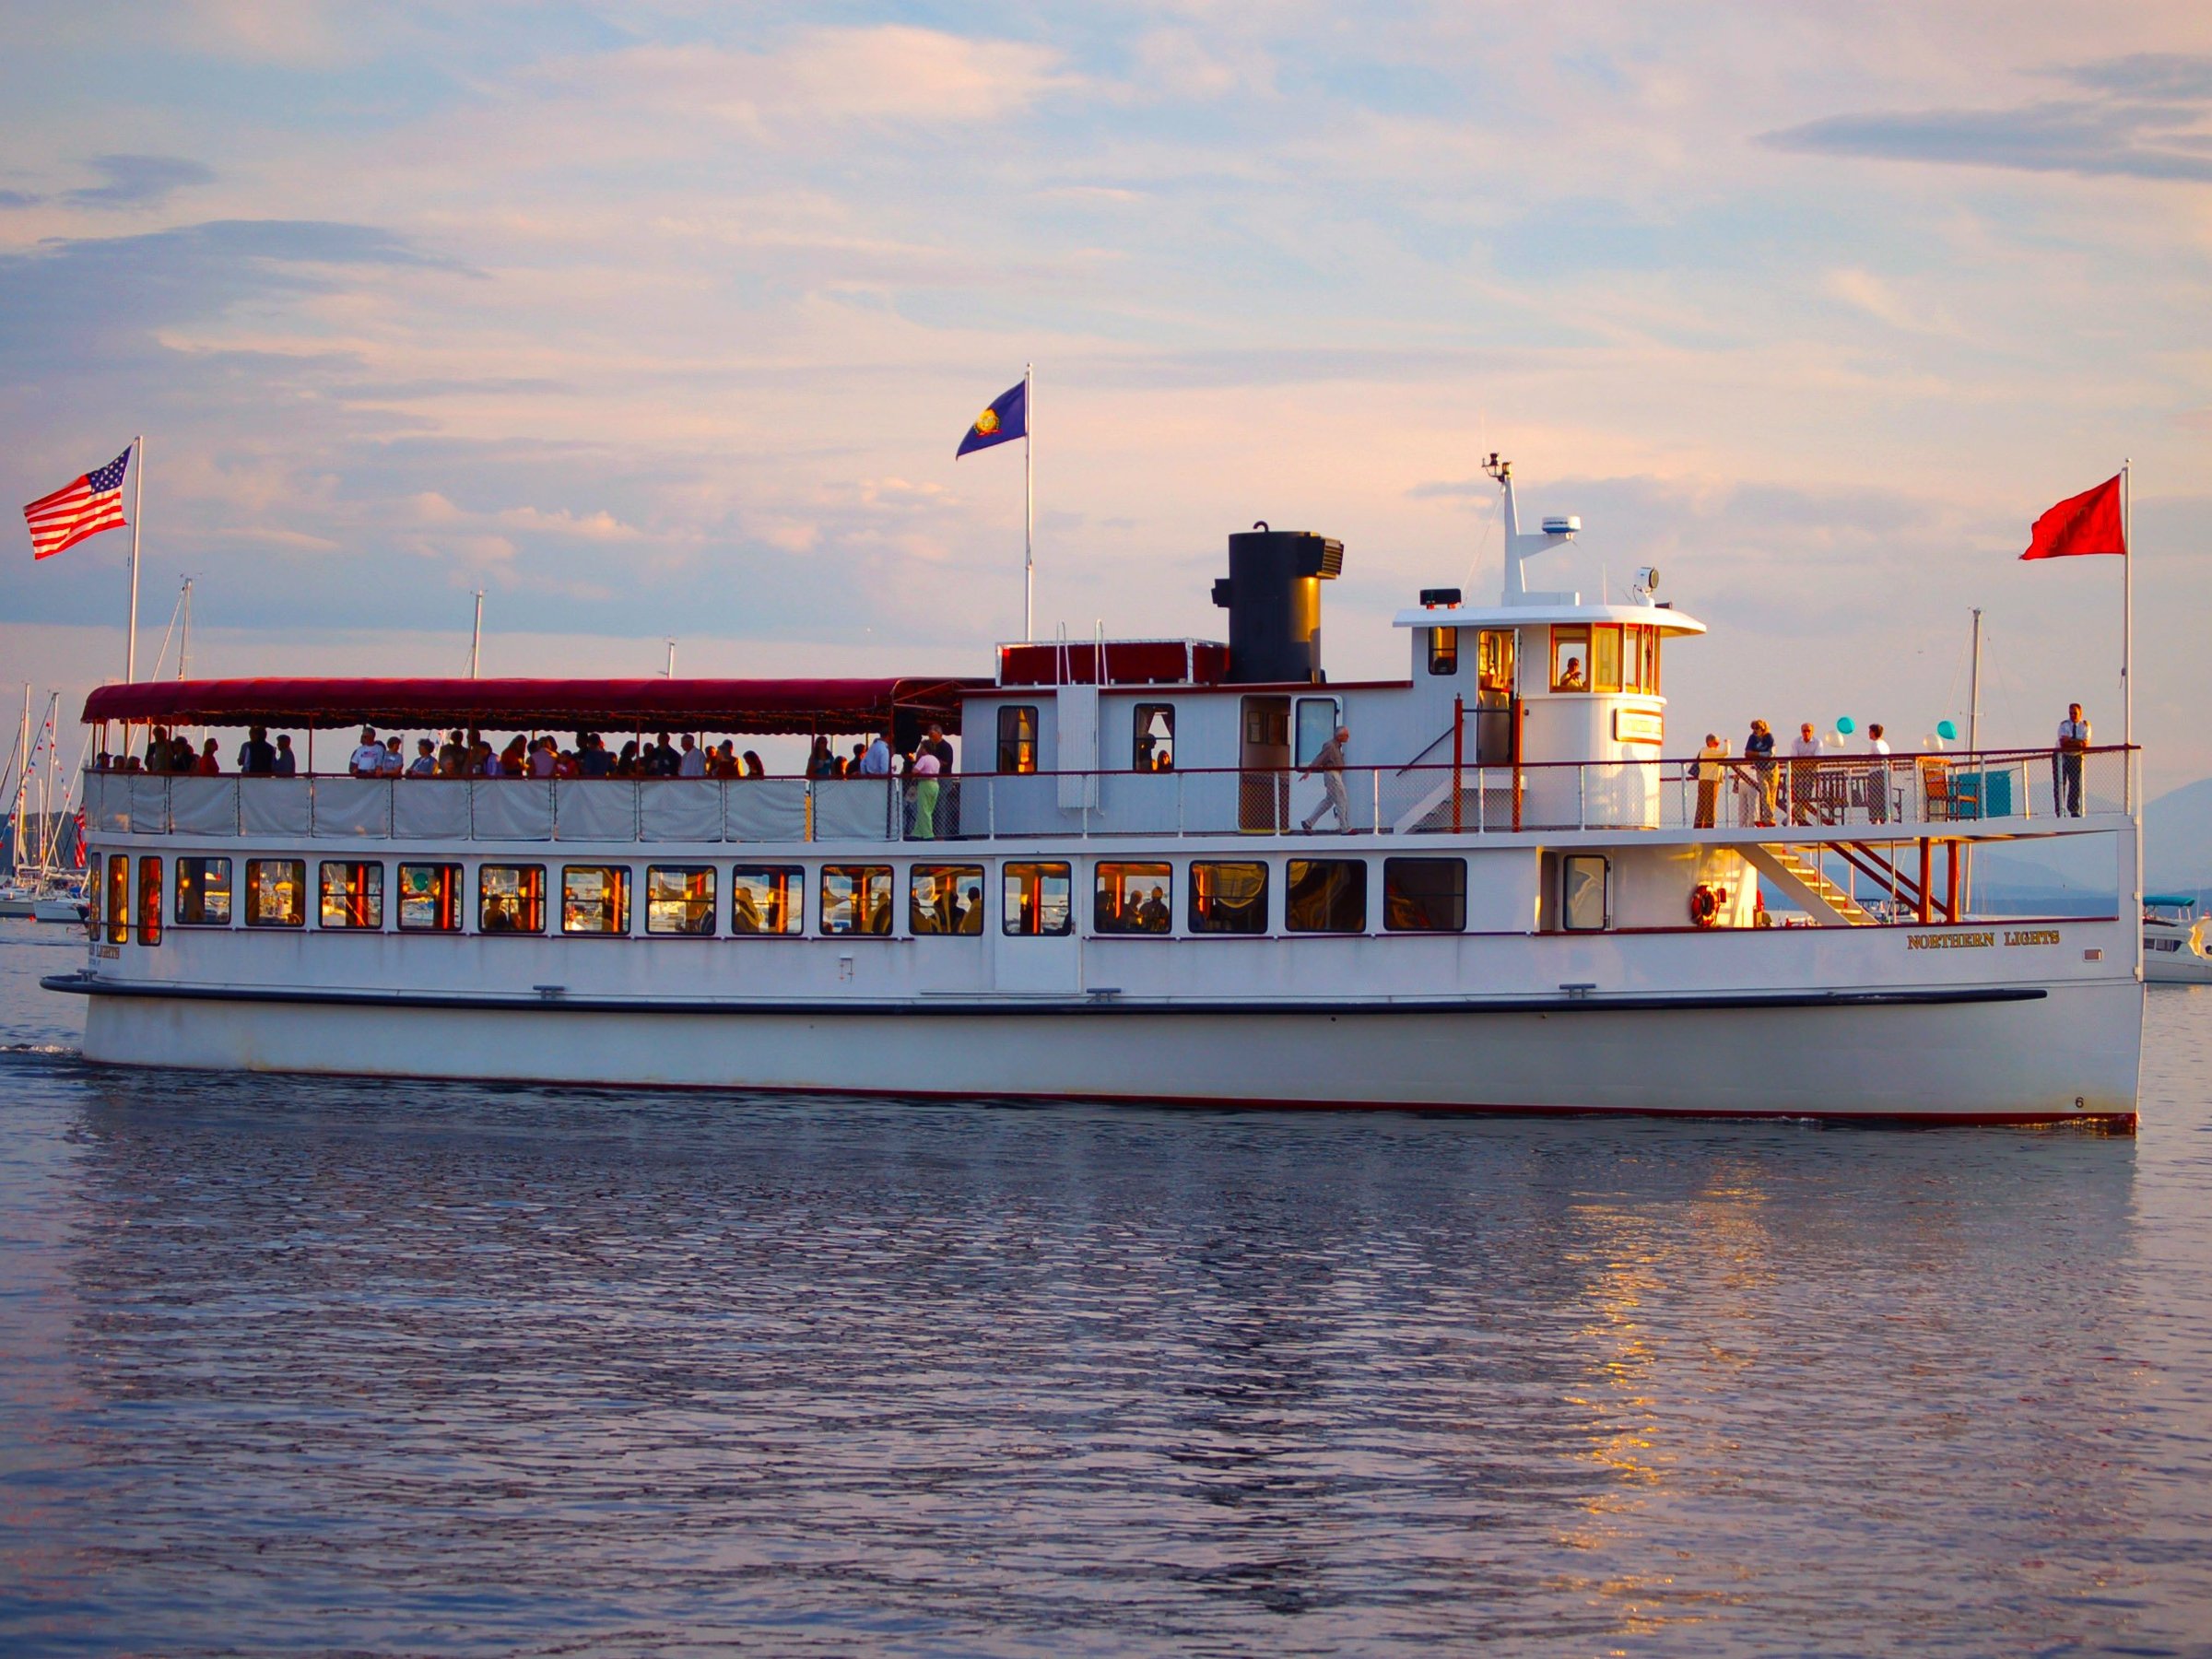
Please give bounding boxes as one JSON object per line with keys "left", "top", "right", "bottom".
{"left": 1300, "top": 725, "right": 1353, "bottom": 834}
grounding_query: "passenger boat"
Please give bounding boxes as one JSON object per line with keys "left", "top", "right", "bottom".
{"left": 2144, "top": 895, "right": 2212, "bottom": 984}
{"left": 43, "top": 462, "right": 2146, "bottom": 1126}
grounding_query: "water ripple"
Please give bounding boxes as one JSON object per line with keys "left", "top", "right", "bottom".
{"left": 2, "top": 925, "right": 2209, "bottom": 1655}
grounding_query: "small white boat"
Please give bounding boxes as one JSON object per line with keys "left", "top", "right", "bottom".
{"left": 2144, "top": 895, "right": 2212, "bottom": 983}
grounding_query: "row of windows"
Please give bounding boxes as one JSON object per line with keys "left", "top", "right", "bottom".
{"left": 1550, "top": 623, "right": 1662, "bottom": 696}
{"left": 103, "top": 853, "right": 1478, "bottom": 942}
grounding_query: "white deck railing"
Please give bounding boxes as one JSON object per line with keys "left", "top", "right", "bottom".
{"left": 83, "top": 748, "right": 2131, "bottom": 846}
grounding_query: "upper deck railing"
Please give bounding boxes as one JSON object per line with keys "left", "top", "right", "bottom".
{"left": 82, "top": 747, "right": 2131, "bottom": 845}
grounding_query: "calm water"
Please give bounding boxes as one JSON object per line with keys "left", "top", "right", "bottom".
{"left": 3, "top": 924, "right": 2210, "bottom": 1657}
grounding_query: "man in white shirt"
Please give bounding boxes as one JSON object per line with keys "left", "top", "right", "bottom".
{"left": 348, "top": 727, "right": 385, "bottom": 778}
{"left": 859, "top": 733, "right": 892, "bottom": 777}
{"left": 1789, "top": 723, "right": 1822, "bottom": 824}
{"left": 677, "top": 735, "right": 707, "bottom": 778}
{"left": 1865, "top": 723, "right": 1891, "bottom": 823}
{"left": 2056, "top": 703, "right": 2091, "bottom": 817}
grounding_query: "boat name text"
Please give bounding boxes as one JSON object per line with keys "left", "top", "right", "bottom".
{"left": 1905, "top": 928, "right": 2062, "bottom": 950}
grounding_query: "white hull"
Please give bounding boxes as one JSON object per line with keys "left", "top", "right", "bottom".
{"left": 78, "top": 975, "right": 2141, "bottom": 1125}
{"left": 2146, "top": 955, "right": 2212, "bottom": 984}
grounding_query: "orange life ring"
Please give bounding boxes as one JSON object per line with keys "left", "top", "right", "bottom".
{"left": 1689, "top": 884, "right": 1724, "bottom": 928}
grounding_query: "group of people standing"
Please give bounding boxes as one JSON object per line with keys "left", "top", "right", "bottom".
{"left": 1690, "top": 703, "right": 2096, "bottom": 827}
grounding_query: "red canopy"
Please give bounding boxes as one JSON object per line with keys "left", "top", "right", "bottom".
{"left": 80, "top": 676, "right": 981, "bottom": 735}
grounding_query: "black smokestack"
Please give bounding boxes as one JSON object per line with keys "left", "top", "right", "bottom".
{"left": 1210, "top": 527, "right": 1344, "bottom": 685}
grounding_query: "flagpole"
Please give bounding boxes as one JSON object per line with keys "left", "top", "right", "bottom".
{"left": 1023, "top": 362, "right": 1034, "bottom": 643}
{"left": 2122, "top": 458, "right": 2132, "bottom": 753}
{"left": 125, "top": 435, "right": 144, "bottom": 682}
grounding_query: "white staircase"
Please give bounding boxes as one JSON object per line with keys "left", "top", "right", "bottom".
{"left": 1740, "top": 844, "right": 1877, "bottom": 927}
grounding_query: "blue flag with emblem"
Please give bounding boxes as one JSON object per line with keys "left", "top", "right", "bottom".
{"left": 956, "top": 380, "right": 1027, "bottom": 457}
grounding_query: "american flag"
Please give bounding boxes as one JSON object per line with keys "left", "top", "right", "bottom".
{"left": 23, "top": 447, "right": 131, "bottom": 560}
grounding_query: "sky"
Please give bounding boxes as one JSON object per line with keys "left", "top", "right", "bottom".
{"left": 2, "top": 1, "right": 2208, "bottom": 787}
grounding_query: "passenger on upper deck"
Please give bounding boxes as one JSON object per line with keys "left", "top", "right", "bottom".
{"left": 860, "top": 732, "right": 891, "bottom": 777}
{"left": 1299, "top": 725, "right": 1353, "bottom": 835}
{"left": 678, "top": 735, "right": 706, "bottom": 779}
{"left": 379, "top": 737, "right": 405, "bottom": 777}
{"left": 144, "top": 726, "right": 171, "bottom": 772}
{"left": 195, "top": 739, "right": 220, "bottom": 775}
{"left": 807, "top": 736, "right": 835, "bottom": 779}
{"left": 408, "top": 739, "right": 438, "bottom": 778}
{"left": 645, "top": 732, "right": 679, "bottom": 778}
{"left": 743, "top": 749, "right": 766, "bottom": 778}
{"left": 238, "top": 725, "right": 276, "bottom": 775}
{"left": 274, "top": 735, "right": 297, "bottom": 776}
{"left": 349, "top": 728, "right": 385, "bottom": 778}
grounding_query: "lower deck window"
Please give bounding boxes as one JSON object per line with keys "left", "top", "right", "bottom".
{"left": 104, "top": 854, "right": 128, "bottom": 944}
{"left": 1561, "top": 854, "right": 1610, "bottom": 932}
{"left": 731, "top": 865, "right": 802, "bottom": 935}
{"left": 479, "top": 865, "right": 546, "bottom": 934}
{"left": 1189, "top": 861, "right": 1267, "bottom": 935}
{"left": 1287, "top": 858, "right": 1366, "bottom": 934}
{"left": 647, "top": 865, "right": 716, "bottom": 935}
{"left": 137, "top": 856, "right": 162, "bottom": 946}
{"left": 821, "top": 865, "right": 892, "bottom": 935}
{"left": 1383, "top": 857, "right": 1465, "bottom": 933}
{"left": 397, "top": 864, "right": 463, "bottom": 933}
{"left": 912, "top": 865, "right": 984, "bottom": 935}
{"left": 175, "top": 857, "right": 232, "bottom": 926}
{"left": 320, "top": 861, "right": 384, "bottom": 930}
{"left": 1095, "top": 861, "right": 1171, "bottom": 934}
{"left": 245, "top": 859, "right": 306, "bottom": 928}
{"left": 562, "top": 865, "right": 630, "bottom": 935}
{"left": 1003, "top": 862, "right": 1071, "bottom": 936}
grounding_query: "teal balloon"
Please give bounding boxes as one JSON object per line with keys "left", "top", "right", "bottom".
{"left": 1936, "top": 719, "right": 1959, "bottom": 741}
{"left": 1835, "top": 716, "right": 1856, "bottom": 735}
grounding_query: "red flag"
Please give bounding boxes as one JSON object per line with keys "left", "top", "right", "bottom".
{"left": 2021, "top": 474, "right": 2125, "bottom": 560}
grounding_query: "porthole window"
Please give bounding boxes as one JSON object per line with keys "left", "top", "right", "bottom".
{"left": 1190, "top": 861, "right": 1267, "bottom": 935}
{"left": 646, "top": 865, "right": 716, "bottom": 935}
{"left": 911, "top": 865, "right": 984, "bottom": 935}
{"left": 244, "top": 859, "right": 307, "bottom": 928}
{"left": 1003, "top": 862, "right": 1071, "bottom": 936}
{"left": 731, "top": 865, "right": 803, "bottom": 935}
{"left": 175, "top": 857, "right": 233, "bottom": 926}
{"left": 1562, "top": 854, "right": 1610, "bottom": 932}
{"left": 1287, "top": 859, "right": 1366, "bottom": 933}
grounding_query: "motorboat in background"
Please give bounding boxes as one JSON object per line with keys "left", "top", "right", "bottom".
{"left": 2144, "top": 895, "right": 2212, "bottom": 984}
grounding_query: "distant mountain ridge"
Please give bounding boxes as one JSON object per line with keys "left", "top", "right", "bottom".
{"left": 2147, "top": 777, "right": 2212, "bottom": 900}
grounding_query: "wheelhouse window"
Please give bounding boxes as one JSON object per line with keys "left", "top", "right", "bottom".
{"left": 245, "top": 859, "right": 307, "bottom": 928}
{"left": 319, "top": 861, "right": 383, "bottom": 930}
{"left": 1095, "top": 861, "right": 1171, "bottom": 934}
{"left": 821, "top": 865, "right": 892, "bottom": 935}
{"left": 997, "top": 706, "right": 1040, "bottom": 775}
{"left": 1551, "top": 626, "right": 1590, "bottom": 692}
{"left": 646, "top": 865, "right": 715, "bottom": 935}
{"left": 562, "top": 865, "right": 630, "bottom": 935}
{"left": 911, "top": 865, "right": 984, "bottom": 935}
{"left": 175, "top": 857, "right": 232, "bottom": 927}
{"left": 1287, "top": 858, "right": 1366, "bottom": 934}
{"left": 137, "top": 856, "right": 162, "bottom": 947}
{"left": 397, "top": 863, "right": 463, "bottom": 933}
{"left": 1477, "top": 629, "right": 1515, "bottom": 700}
{"left": 1562, "top": 854, "right": 1610, "bottom": 932}
{"left": 1134, "top": 704, "right": 1175, "bottom": 771}
{"left": 731, "top": 865, "right": 802, "bottom": 935}
{"left": 478, "top": 865, "right": 545, "bottom": 934}
{"left": 1190, "top": 861, "right": 1267, "bottom": 935}
{"left": 103, "top": 854, "right": 128, "bottom": 944}
{"left": 1384, "top": 857, "right": 1465, "bottom": 933}
{"left": 1003, "top": 861, "right": 1071, "bottom": 936}
{"left": 1428, "top": 626, "right": 1458, "bottom": 676}
{"left": 1592, "top": 625, "right": 1623, "bottom": 694}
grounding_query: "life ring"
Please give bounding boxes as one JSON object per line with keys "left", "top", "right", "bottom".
{"left": 1689, "top": 884, "right": 1724, "bottom": 928}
